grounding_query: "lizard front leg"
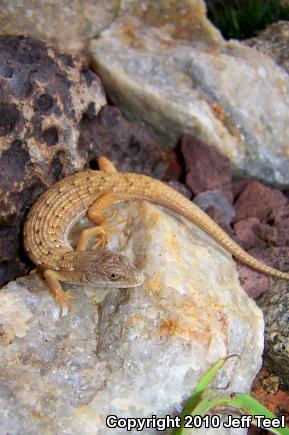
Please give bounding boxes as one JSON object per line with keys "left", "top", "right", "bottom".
{"left": 43, "top": 269, "right": 78, "bottom": 316}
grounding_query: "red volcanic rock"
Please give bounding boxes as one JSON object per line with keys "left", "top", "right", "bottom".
{"left": 270, "top": 204, "right": 289, "bottom": 224}
{"left": 232, "top": 183, "right": 289, "bottom": 299}
{"left": 232, "top": 179, "right": 250, "bottom": 199}
{"left": 236, "top": 262, "right": 273, "bottom": 299}
{"left": 251, "top": 368, "right": 289, "bottom": 426}
{"left": 181, "top": 136, "right": 233, "bottom": 203}
{"left": 233, "top": 180, "right": 288, "bottom": 222}
{"left": 261, "top": 246, "right": 289, "bottom": 271}
{"left": 236, "top": 245, "right": 289, "bottom": 298}
{"left": 259, "top": 221, "right": 289, "bottom": 246}
{"left": 233, "top": 217, "right": 266, "bottom": 250}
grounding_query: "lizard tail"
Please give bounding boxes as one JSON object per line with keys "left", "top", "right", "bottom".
{"left": 133, "top": 175, "right": 289, "bottom": 280}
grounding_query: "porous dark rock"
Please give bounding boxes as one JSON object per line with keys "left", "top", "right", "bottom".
{"left": 181, "top": 136, "right": 233, "bottom": 203}
{"left": 0, "top": 34, "right": 106, "bottom": 286}
{"left": 0, "top": 34, "right": 107, "bottom": 177}
{"left": 78, "top": 105, "right": 180, "bottom": 180}
{"left": 258, "top": 280, "right": 289, "bottom": 388}
{"left": 0, "top": 35, "right": 180, "bottom": 287}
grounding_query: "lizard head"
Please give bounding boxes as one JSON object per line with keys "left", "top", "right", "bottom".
{"left": 75, "top": 249, "right": 145, "bottom": 288}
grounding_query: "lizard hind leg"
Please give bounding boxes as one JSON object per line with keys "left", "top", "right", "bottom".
{"left": 76, "top": 156, "right": 127, "bottom": 252}
{"left": 97, "top": 156, "right": 118, "bottom": 173}
{"left": 76, "top": 218, "right": 124, "bottom": 252}
{"left": 76, "top": 192, "right": 128, "bottom": 252}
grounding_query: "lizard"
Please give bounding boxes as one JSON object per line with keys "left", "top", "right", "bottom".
{"left": 24, "top": 156, "right": 289, "bottom": 314}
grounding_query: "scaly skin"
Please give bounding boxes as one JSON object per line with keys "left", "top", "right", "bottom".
{"left": 24, "top": 166, "right": 289, "bottom": 312}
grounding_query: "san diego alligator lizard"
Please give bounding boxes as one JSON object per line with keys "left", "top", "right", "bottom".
{"left": 24, "top": 156, "right": 289, "bottom": 313}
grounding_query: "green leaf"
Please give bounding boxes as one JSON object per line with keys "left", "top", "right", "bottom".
{"left": 173, "top": 356, "right": 289, "bottom": 435}
{"left": 172, "top": 356, "right": 238, "bottom": 435}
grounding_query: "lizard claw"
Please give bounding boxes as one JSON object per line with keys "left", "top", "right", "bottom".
{"left": 90, "top": 219, "right": 126, "bottom": 251}
{"left": 91, "top": 230, "right": 108, "bottom": 251}
{"left": 53, "top": 290, "right": 78, "bottom": 317}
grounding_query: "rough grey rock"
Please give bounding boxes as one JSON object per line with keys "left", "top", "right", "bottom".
{"left": 244, "top": 21, "right": 289, "bottom": 75}
{"left": 0, "top": 200, "right": 263, "bottom": 434}
{"left": 0, "top": 0, "right": 120, "bottom": 52}
{"left": 258, "top": 280, "right": 289, "bottom": 388}
{"left": 90, "top": 11, "right": 289, "bottom": 187}
{"left": 193, "top": 190, "right": 235, "bottom": 227}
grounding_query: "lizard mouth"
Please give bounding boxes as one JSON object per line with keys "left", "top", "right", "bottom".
{"left": 123, "top": 270, "right": 145, "bottom": 288}
{"left": 87, "top": 270, "right": 145, "bottom": 288}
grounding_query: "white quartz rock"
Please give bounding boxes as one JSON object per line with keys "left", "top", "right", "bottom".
{"left": 90, "top": 13, "right": 289, "bottom": 186}
{"left": 0, "top": 0, "right": 120, "bottom": 52}
{"left": 0, "top": 201, "right": 263, "bottom": 434}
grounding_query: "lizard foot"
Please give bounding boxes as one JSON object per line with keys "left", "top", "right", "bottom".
{"left": 90, "top": 230, "right": 107, "bottom": 251}
{"left": 77, "top": 213, "right": 126, "bottom": 252}
{"left": 90, "top": 220, "right": 126, "bottom": 251}
{"left": 53, "top": 289, "right": 79, "bottom": 317}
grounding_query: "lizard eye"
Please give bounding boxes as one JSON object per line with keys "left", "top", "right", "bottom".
{"left": 109, "top": 273, "right": 120, "bottom": 281}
